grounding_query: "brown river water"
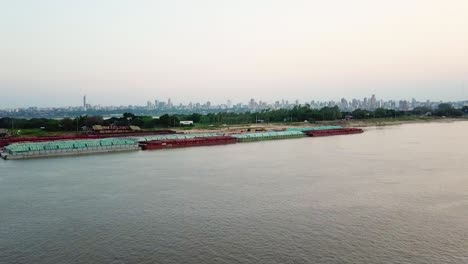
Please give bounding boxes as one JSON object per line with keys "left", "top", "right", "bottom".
{"left": 1, "top": 121, "right": 468, "bottom": 263}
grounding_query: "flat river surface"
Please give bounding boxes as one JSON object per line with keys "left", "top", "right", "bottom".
{"left": 1, "top": 122, "right": 468, "bottom": 263}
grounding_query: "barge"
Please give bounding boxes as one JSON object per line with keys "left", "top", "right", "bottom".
{"left": 135, "top": 133, "right": 223, "bottom": 143}
{"left": 0, "top": 130, "right": 176, "bottom": 148}
{"left": 231, "top": 131, "right": 305, "bottom": 142}
{"left": 140, "top": 136, "right": 238, "bottom": 150}
{"left": 0, "top": 138, "right": 139, "bottom": 160}
{"left": 305, "top": 128, "right": 363, "bottom": 137}
{"left": 1, "top": 126, "right": 365, "bottom": 160}
{"left": 286, "top": 126, "right": 343, "bottom": 132}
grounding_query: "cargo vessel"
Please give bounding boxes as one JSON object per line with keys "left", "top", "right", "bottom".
{"left": 1, "top": 126, "right": 365, "bottom": 160}
{"left": 0, "top": 130, "right": 176, "bottom": 148}
{"left": 140, "top": 136, "right": 238, "bottom": 150}
{"left": 231, "top": 131, "right": 305, "bottom": 142}
{"left": 0, "top": 138, "right": 139, "bottom": 160}
{"left": 305, "top": 128, "right": 363, "bottom": 137}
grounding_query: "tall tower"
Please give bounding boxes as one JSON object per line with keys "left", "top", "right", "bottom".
{"left": 370, "top": 94, "right": 377, "bottom": 110}
{"left": 167, "top": 98, "right": 172, "bottom": 108}
{"left": 83, "top": 95, "right": 87, "bottom": 111}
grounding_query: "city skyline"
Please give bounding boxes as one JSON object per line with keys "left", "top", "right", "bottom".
{"left": 2, "top": 94, "right": 467, "bottom": 119}
{"left": 1, "top": 86, "right": 468, "bottom": 109}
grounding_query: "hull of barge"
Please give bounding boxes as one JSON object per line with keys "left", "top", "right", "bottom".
{"left": 140, "top": 136, "right": 237, "bottom": 150}
{"left": 305, "top": 128, "right": 363, "bottom": 137}
{"left": 0, "top": 130, "right": 176, "bottom": 148}
{"left": 1, "top": 145, "right": 139, "bottom": 160}
{"left": 235, "top": 134, "right": 305, "bottom": 142}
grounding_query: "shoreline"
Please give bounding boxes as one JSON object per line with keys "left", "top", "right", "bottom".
{"left": 173, "top": 117, "right": 468, "bottom": 133}
{"left": 2, "top": 118, "right": 464, "bottom": 160}
{"left": 330, "top": 117, "right": 468, "bottom": 128}
{"left": 2, "top": 117, "right": 467, "bottom": 137}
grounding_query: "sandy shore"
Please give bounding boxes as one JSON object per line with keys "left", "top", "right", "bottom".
{"left": 339, "top": 117, "right": 468, "bottom": 128}
{"left": 176, "top": 117, "right": 468, "bottom": 133}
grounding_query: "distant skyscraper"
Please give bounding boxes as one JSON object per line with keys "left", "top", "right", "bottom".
{"left": 83, "top": 95, "right": 87, "bottom": 111}
{"left": 351, "top": 99, "right": 358, "bottom": 109}
{"left": 411, "top": 98, "right": 417, "bottom": 108}
{"left": 399, "top": 100, "right": 409, "bottom": 111}
{"left": 249, "top": 98, "right": 256, "bottom": 109}
{"left": 341, "top": 98, "right": 348, "bottom": 109}
{"left": 147, "top": 101, "right": 153, "bottom": 110}
{"left": 370, "top": 94, "right": 377, "bottom": 110}
{"left": 275, "top": 101, "right": 280, "bottom": 109}
{"left": 167, "top": 98, "right": 172, "bottom": 108}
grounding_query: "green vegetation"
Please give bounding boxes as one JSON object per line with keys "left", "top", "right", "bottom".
{"left": 9, "top": 129, "right": 59, "bottom": 137}
{"left": 1, "top": 104, "right": 466, "bottom": 135}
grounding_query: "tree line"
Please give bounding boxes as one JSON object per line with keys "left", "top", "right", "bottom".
{"left": 1, "top": 104, "right": 467, "bottom": 132}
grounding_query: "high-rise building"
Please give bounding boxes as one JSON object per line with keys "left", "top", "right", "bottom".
{"left": 147, "top": 101, "right": 153, "bottom": 110}
{"left": 167, "top": 98, "right": 173, "bottom": 108}
{"left": 249, "top": 98, "right": 256, "bottom": 109}
{"left": 83, "top": 95, "right": 87, "bottom": 111}
{"left": 352, "top": 99, "right": 359, "bottom": 109}
{"left": 399, "top": 100, "right": 409, "bottom": 111}
{"left": 370, "top": 94, "right": 377, "bottom": 110}
{"left": 411, "top": 98, "right": 417, "bottom": 108}
{"left": 341, "top": 98, "right": 348, "bottom": 109}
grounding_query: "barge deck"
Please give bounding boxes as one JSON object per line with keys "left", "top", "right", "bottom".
{"left": 140, "top": 136, "right": 238, "bottom": 150}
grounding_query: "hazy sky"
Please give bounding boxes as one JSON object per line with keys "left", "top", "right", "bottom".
{"left": 1, "top": 0, "right": 467, "bottom": 108}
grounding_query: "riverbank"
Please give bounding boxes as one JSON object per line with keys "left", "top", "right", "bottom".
{"left": 173, "top": 116, "right": 468, "bottom": 133}
{"left": 2, "top": 116, "right": 467, "bottom": 137}
{"left": 319, "top": 116, "right": 468, "bottom": 128}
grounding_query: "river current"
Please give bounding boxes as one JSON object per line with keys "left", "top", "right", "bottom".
{"left": 1, "top": 122, "right": 468, "bottom": 263}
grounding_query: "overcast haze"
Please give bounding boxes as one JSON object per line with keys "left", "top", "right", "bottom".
{"left": 1, "top": 0, "right": 467, "bottom": 108}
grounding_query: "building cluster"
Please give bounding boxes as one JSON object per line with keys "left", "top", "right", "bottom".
{"left": 1, "top": 95, "right": 467, "bottom": 118}
{"left": 315, "top": 95, "right": 447, "bottom": 112}
{"left": 138, "top": 95, "right": 459, "bottom": 112}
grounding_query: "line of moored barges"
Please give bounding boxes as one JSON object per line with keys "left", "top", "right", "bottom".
{"left": 0, "top": 126, "right": 363, "bottom": 160}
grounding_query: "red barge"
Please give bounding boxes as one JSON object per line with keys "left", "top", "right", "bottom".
{"left": 305, "top": 128, "right": 363, "bottom": 137}
{"left": 140, "top": 136, "right": 238, "bottom": 150}
{"left": 0, "top": 130, "right": 176, "bottom": 148}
